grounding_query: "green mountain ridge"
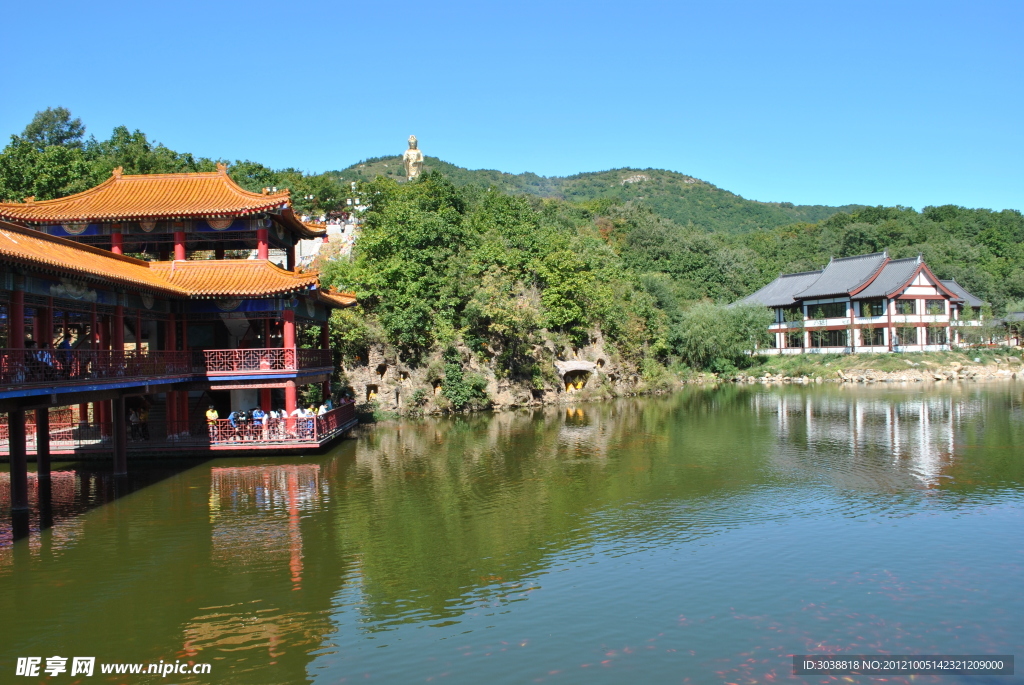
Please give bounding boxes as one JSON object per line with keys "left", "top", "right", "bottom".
{"left": 334, "top": 156, "right": 866, "bottom": 234}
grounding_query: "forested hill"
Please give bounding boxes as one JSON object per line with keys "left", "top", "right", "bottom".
{"left": 336, "top": 156, "right": 865, "bottom": 234}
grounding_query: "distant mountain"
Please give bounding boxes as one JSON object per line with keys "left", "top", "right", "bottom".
{"left": 332, "top": 156, "right": 865, "bottom": 233}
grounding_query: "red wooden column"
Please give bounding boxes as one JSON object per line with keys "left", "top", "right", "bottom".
{"left": 260, "top": 318, "right": 272, "bottom": 412}
{"left": 35, "top": 408, "right": 50, "bottom": 479}
{"left": 286, "top": 245, "right": 296, "bottom": 271}
{"left": 283, "top": 310, "right": 296, "bottom": 349}
{"left": 215, "top": 245, "right": 225, "bottom": 260}
{"left": 8, "top": 410, "right": 29, "bottom": 511}
{"left": 98, "top": 315, "right": 110, "bottom": 437}
{"left": 44, "top": 297, "right": 54, "bottom": 347}
{"left": 166, "top": 389, "right": 177, "bottom": 435}
{"left": 178, "top": 392, "right": 190, "bottom": 434}
{"left": 135, "top": 309, "right": 142, "bottom": 352}
{"left": 10, "top": 287, "right": 25, "bottom": 349}
{"left": 257, "top": 227, "right": 269, "bottom": 260}
{"left": 320, "top": 323, "right": 331, "bottom": 402}
{"left": 113, "top": 396, "right": 127, "bottom": 475}
{"left": 113, "top": 305, "right": 125, "bottom": 351}
{"left": 179, "top": 312, "right": 190, "bottom": 435}
{"left": 165, "top": 313, "right": 177, "bottom": 433}
{"left": 284, "top": 311, "right": 297, "bottom": 424}
{"left": 285, "top": 380, "right": 297, "bottom": 419}
{"left": 111, "top": 304, "right": 125, "bottom": 440}
{"left": 174, "top": 231, "right": 187, "bottom": 260}
{"left": 111, "top": 230, "right": 124, "bottom": 255}
{"left": 82, "top": 303, "right": 99, "bottom": 428}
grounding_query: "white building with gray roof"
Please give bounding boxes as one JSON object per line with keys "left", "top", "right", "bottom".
{"left": 737, "top": 252, "right": 986, "bottom": 354}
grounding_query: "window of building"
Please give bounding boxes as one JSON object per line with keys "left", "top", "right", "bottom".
{"left": 786, "top": 331, "right": 804, "bottom": 348}
{"left": 895, "top": 326, "right": 917, "bottom": 346}
{"left": 810, "top": 329, "right": 847, "bottom": 347}
{"left": 808, "top": 302, "right": 848, "bottom": 319}
{"left": 895, "top": 300, "right": 916, "bottom": 315}
{"left": 861, "top": 327, "right": 884, "bottom": 346}
{"left": 926, "top": 326, "right": 947, "bottom": 345}
{"left": 861, "top": 299, "right": 886, "bottom": 317}
{"left": 780, "top": 306, "right": 803, "bottom": 322}
{"left": 925, "top": 300, "right": 945, "bottom": 315}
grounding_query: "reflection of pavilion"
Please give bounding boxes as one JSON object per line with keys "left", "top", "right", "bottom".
{"left": 209, "top": 465, "right": 322, "bottom": 589}
{"left": 764, "top": 389, "right": 967, "bottom": 486}
{"left": 179, "top": 463, "right": 334, "bottom": 670}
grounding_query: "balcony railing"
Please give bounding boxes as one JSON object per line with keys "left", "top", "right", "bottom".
{"left": 186, "top": 402, "right": 354, "bottom": 445}
{"left": 197, "top": 348, "right": 333, "bottom": 374}
{"left": 0, "top": 347, "right": 334, "bottom": 392}
{"left": 0, "top": 401, "right": 356, "bottom": 452}
{"left": 0, "top": 349, "right": 192, "bottom": 388}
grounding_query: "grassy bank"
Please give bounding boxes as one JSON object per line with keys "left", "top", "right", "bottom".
{"left": 743, "top": 348, "right": 1021, "bottom": 378}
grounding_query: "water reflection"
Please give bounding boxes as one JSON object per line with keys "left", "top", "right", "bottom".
{"left": 0, "top": 385, "right": 1021, "bottom": 685}
{"left": 0, "top": 459, "right": 207, "bottom": 559}
{"left": 761, "top": 384, "right": 1024, "bottom": 492}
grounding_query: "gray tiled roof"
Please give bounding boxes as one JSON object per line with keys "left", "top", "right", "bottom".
{"left": 853, "top": 257, "right": 920, "bottom": 299}
{"left": 738, "top": 270, "right": 823, "bottom": 308}
{"left": 796, "top": 252, "right": 888, "bottom": 299}
{"left": 940, "top": 279, "right": 986, "bottom": 307}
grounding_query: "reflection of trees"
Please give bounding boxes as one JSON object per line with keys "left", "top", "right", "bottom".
{"left": 333, "top": 389, "right": 780, "bottom": 627}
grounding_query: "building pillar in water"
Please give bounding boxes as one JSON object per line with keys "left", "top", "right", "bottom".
{"left": 113, "top": 396, "right": 127, "bottom": 475}
{"left": 8, "top": 410, "right": 29, "bottom": 511}
{"left": 35, "top": 408, "right": 50, "bottom": 479}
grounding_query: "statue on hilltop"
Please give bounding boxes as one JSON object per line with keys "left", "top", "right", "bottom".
{"left": 403, "top": 135, "right": 424, "bottom": 180}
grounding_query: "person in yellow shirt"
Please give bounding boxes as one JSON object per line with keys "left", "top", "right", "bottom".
{"left": 205, "top": 405, "right": 219, "bottom": 441}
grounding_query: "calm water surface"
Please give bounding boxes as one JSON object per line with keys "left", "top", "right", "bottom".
{"left": 2, "top": 384, "right": 1022, "bottom": 684}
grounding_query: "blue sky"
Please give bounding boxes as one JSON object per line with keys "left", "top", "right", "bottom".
{"left": 1, "top": 0, "right": 1020, "bottom": 210}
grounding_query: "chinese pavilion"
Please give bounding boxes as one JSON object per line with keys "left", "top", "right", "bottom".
{"left": 0, "top": 166, "right": 357, "bottom": 515}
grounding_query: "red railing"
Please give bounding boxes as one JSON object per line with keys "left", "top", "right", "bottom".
{"left": 297, "top": 348, "right": 333, "bottom": 369}
{"left": 0, "top": 349, "right": 191, "bottom": 387}
{"left": 0, "top": 401, "right": 356, "bottom": 454}
{"left": 190, "top": 402, "right": 355, "bottom": 445}
{"left": 0, "top": 347, "right": 333, "bottom": 385}
{"left": 198, "top": 348, "right": 332, "bottom": 374}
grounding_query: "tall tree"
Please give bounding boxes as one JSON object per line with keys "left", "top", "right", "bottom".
{"left": 21, "top": 107, "right": 85, "bottom": 151}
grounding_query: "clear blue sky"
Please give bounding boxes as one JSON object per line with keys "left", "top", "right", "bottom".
{"left": 1, "top": 0, "right": 1020, "bottom": 211}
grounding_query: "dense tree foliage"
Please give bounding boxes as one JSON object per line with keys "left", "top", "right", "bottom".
{"left": 0, "top": 109, "right": 345, "bottom": 216}
{"left": 4, "top": 108, "right": 1021, "bottom": 375}
{"left": 320, "top": 173, "right": 667, "bottom": 372}
{"left": 611, "top": 202, "right": 1024, "bottom": 311}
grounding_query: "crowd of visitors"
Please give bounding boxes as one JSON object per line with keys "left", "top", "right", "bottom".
{"left": 204, "top": 399, "right": 336, "bottom": 443}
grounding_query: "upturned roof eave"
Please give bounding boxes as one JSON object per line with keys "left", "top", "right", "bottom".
{"left": 0, "top": 165, "right": 293, "bottom": 224}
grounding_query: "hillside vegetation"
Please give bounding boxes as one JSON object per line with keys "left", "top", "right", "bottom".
{"left": 336, "top": 156, "right": 864, "bottom": 233}
{"left": 3, "top": 108, "right": 1024, "bottom": 406}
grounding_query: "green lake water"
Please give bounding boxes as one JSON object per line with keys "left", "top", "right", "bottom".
{"left": 2, "top": 383, "right": 1022, "bottom": 684}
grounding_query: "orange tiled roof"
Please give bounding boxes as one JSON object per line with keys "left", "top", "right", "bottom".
{"left": 275, "top": 207, "right": 326, "bottom": 239}
{"left": 147, "top": 259, "right": 321, "bottom": 298}
{"left": 318, "top": 289, "right": 358, "bottom": 308}
{"left": 0, "top": 221, "right": 186, "bottom": 295}
{"left": 0, "top": 220, "right": 356, "bottom": 308}
{"left": 0, "top": 164, "right": 291, "bottom": 223}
